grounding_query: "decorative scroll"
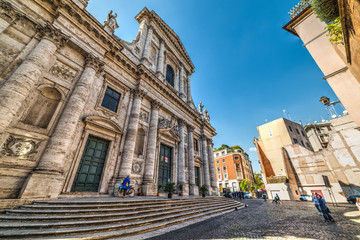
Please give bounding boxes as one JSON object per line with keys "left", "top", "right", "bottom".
{"left": 50, "top": 61, "right": 77, "bottom": 82}
{"left": 132, "top": 162, "right": 143, "bottom": 174}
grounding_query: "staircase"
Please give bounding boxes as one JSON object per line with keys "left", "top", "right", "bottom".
{"left": 0, "top": 197, "right": 243, "bottom": 239}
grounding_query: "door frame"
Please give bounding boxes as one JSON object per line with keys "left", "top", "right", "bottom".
{"left": 63, "top": 116, "right": 122, "bottom": 194}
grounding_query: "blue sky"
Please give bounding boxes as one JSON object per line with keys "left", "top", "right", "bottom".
{"left": 87, "top": 1, "right": 338, "bottom": 173}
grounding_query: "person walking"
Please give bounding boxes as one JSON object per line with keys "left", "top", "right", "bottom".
{"left": 312, "top": 193, "right": 322, "bottom": 214}
{"left": 121, "top": 175, "right": 131, "bottom": 198}
{"left": 317, "top": 194, "right": 335, "bottom": 223}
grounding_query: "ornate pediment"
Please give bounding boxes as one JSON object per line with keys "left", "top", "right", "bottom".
{"left": 158, "top": 128, "right": 180, "bottom": 142}
{"left": 83, "top": 116, "right": 122, "bottom": 134}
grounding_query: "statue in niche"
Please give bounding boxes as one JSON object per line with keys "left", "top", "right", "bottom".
{"left": 104, "top": 10, "right": 119, "bottom": 32}
{"left": 198, "top": 101, "right": 204, "bottom": 114}
{"left": 204, "top": 108, "right": 210, "bottom": 122}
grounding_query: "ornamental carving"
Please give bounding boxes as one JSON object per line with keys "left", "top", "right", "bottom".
{"left": 132, "top": 162, "right": 143, "bottom": 174}
{"left": 50, "top": 61, "right": 77, "bottom": 82}
{"left": 0, "top": 0, "right": 24, "bottom": 23}
{"left": 36, "top": 23, "right": 69, "bottom": 48}
{"left": 158, "top": 116, "right": 179, "bottom": 135}
{"left": 139, "top": 110, "right": 149, "bottom": 122}
{"left": 0, "top": 135, "right": 41, "bottom": 160}
{"left": 131, "top": 88, "right": 146, "bottom": 99}
{"left": 151, "top": 100, "right": 162, "bottom": 109}
{"left": 85, "top": 53, "right": 104, "bottom": 73}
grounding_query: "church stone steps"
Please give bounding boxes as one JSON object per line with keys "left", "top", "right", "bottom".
{"left": 4, "top": 200, "right": 225, "bottom": 216}
{"left": 19, "top": 198, "right": 225, "bottom": 210}
{"left": 0, "top": 201, "right": 237, "bottom": 228}
{"left": 0, "top": 200, "right": 242, "bottom": 239}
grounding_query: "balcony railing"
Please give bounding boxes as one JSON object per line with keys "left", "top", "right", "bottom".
{"left": 267, "top": 176, "right": 288, "bottom": 184}
{"left": 289, "top": 0, "right": 311, "bottom": 19}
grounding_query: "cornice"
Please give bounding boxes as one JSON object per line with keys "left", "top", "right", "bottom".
{"left": 135, "top": 7, "right": 195, "bottom": 72}
{"left": 283, "top": 6, "right": 312, "bottom": 37}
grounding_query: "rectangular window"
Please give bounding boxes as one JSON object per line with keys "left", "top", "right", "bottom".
{"left": 234, "top": 156, "right": 239, "bottom": 160}
{"left": 194, "top": 139, "right": 199, "bottom": 152}
{"left": 218, "top": 174, "right": 222, "bottom": 180}
{"left": 327, "top": 126, "right": 332, "bottom": 131}
{"left": 302, "top": 131, "right": 305, "bottom": 137}
{"left": 289, "top": 126, "right": 293, "bottom": 132}
{"left": 221, "top": 151, "right": 225, "bottom": 155}
{"left": 216, "top": 160, "right": 219, "bottom": 164}
{"left": 293, "top": 138, "right": 298, "bottom": 144}
{"left": 320, "top": 136, "right": 326, "bottom": 143}
{"left": 296, "top": 129, "right": 300, "bottom": 134}
{"left": 223, "top": 166, "right": 227, "bottom": 171}
{"left": 216, "top": 153, "right": 219, "bottom": 156}
{"left": 101, "top": 87, "right": 120, "bottom": 112}
{"left": 222, "top": 159, "right": 225, "bottom": 163}
{"left": 306, "top": 142, "right": 311, "bottom": 148}
{"left": 217, "top": 167, "right": 220, "bottom": 172}
{"left": 301, "top": 140, "right": 304, "bottom": 146}
{"left": 224, "top": 173, "right": 228, "bottom": 179}
{"left": 316, "top": 127, "right": 321, "bottom": 133}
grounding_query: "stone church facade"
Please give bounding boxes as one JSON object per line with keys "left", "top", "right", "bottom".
{"left": 0, "top": 0, "right": 217, "bottom": 206}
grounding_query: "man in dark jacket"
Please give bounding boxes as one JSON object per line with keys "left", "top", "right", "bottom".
{"left": 317, "top": 195, "right": 335, "bottom": 222}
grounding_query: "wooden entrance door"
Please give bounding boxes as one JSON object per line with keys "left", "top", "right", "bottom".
{"left": 71, "top": 136, "right": 109, "bottom": 192}
{"left": 158, "top": 144, "right": 172, "bottom": 188}
{"left": 195, "top": 166, "right": 200, "bottom": 186}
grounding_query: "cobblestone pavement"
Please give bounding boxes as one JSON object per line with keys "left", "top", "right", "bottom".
{"left": 148, "top": 199, "right": 360, "bottom": 240}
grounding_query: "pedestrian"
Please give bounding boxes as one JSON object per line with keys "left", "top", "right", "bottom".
{"left": 273, "top": 194, "right": 282, "bottom": 204}
{"left": 229, "top": 191, "right": 233, "bottom": 199}
{"left": 312, "top": 193, "right": 322, "bottom": 214}
{"left": 121, "top": 175, "right": 131, "bottom": 198}
{"left": 317, "top": 194, "right": 335, "bottom": 223}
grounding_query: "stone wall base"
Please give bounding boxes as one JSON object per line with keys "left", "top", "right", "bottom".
{"left": 19, "top": 170, "right": 64, "bottom": 199}
{"left": 142, "top": 182, "right": 157, "bottom": 196}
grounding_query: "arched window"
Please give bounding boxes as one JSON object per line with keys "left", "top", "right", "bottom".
{"left": 23, "top": 87, "right": 61, "bottom": 128}
{"left": 166, "top": 65, "right": 174, "bottom": 87}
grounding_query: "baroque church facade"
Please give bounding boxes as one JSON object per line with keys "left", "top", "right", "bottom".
{"left": 0, "top": 0, "right": 217, "bottom": 206}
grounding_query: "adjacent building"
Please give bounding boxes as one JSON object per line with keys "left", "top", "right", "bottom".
{"left": 254, "top": 114, "right": 360, "bottom": 202}
{"left": 0, "top": 0, "right": 217, "bottom": 209}
{"left": 283, "top": 0, "right": 360, "bottom": 127}
{"left": 213, "top": 147, "right": 254, "bottom": 192}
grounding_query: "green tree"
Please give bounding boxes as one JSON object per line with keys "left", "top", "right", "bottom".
{"left": 214, "top": 144, "right": 230, "bottom": 152}
{"left": 311, "top": 0, "right": 339, "bottom": 23}
{"left": 230, "top": 145, "right": 244, "bottom": 152}
{"left": 253, "top": 173, "right": 265, "bottom": 189}
{"left": 239, "top": 179, "right": 255, "bottom": 192}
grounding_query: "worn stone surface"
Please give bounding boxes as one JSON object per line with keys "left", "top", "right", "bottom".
{"left": 148, "top": 199, "right": 360, "bottom": 240}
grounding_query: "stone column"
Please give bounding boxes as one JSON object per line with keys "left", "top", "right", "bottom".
{"left": 187, "top": 74, "right": 192, "bottom": 104}
{"left": 20, "top": 53, "right": 103, "bottom": 199}
{"left": 179, "top": 64, "right": 184, "bottom": 98}
{"left": 156, "top": 40, "right": 165, "bottom": 80}
{"left": 207, "top": 139, "right": 217, "bottom": 190}
{"left": 0, "top": 23, "right": 68, "bottom": 133}
{"left": 141, "top": 25, "right": 153, "bottom": 63}
{"left": 177, "top": 119, "right": 185, "bottom": 186}
{"left": 201, "top": 136, "right": 211, "bottom": 192}
{"left": 174, "top": 68, "right": 179, "bottom": 91}
{"left": 118, "top": 88, "right": 146, "bottom": 179}
{"left": 142, "top": 100, "right": 161, "bottom": 195}
{"left": 187, "top": 125, "right": 195, "bottom": 195}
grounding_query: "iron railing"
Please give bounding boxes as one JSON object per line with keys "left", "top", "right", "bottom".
{"left": 289, "top": 0, "right": 311, "bottom": 19}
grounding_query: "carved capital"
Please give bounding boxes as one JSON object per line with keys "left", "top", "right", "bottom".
{"left": 131, "top": 88, "right": 146, "bottom": 100}
{"left": 36, "top": 23, "right": 69, "bottom": 48}
{"left": 187, "top": 125, "right": 195, "bottom": 132}
{"left": 178, "top": 118, "right": 184, "bottom": 126}
{"left": 151, "top": 100, "right": 162, "bottom": 110}
{"left": 84, "top": 53, "right": 104, "bottom": 73}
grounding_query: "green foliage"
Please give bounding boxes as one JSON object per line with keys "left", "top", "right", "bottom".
{"left": 164, "top": 182, "right": 176, "bottom": 194}
{"left": 253, "top": 173, "right": 265, "bottom": 189}
{"left": 200, "top": 185, "right": 208, "bottom": 194}
{"left": 214, "top": 144, "right": 245, "bottom": 153}
{"left": 230, "top": 145, "right": 244, "bottom": 152}
{"left": 240, "top": 179, "right": 255, "bottom": 192}
{"left": 311, "top": 0, "right": 339, "bottom": 23}
{"left": 214, "top": 144, "right": 230, "bottom": 152}
{"left": 326, "top": 17, "right": 343, "bottom": 45}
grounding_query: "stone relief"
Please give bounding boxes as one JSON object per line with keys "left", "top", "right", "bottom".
{"left": 139, "top": 110, "right": 149, "bottom": 122}
{"left": 132, "top": 161, "right": 143, "bottom": 174}
{"left": 50, "top": 61, "right": 77, "bottom": 82}
{"left": 0, "top": 135, "right": 41, "bottom": 160}
{"left": 158, "top": 116, "right": 179, "bottom": 135}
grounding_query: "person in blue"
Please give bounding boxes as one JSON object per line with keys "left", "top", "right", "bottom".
{"left": 317, "top": 194, "right": 335, "bottom": 222}
{"left": 312, "top": 193, "right": 322, "bottom": 214}
{"left": 121, "top": 175, "right": 130, "bottom": 198}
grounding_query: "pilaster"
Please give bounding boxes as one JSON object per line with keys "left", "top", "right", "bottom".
{"left": 177, "top": 119, "right": 185, "bottom": 186}
{"left": 156, "top": 40, "right": 165, "bottom": 80}
{"left": 201, "top": 135, "right": 210, "bottom": 192}
{"left": 187, "top": 125, "right": 195, "bottom": 195}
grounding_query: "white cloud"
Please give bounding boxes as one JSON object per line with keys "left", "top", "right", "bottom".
{"left": 249, "top": 147, "right": 257, "bottom": 152}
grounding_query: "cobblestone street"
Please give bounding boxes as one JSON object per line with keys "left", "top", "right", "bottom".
{"left": 148, "top": 199, "right": 360, "bottom": 240}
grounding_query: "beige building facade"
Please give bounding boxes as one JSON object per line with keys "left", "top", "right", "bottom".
{"left": 284, "top": 3, "right": 360, "bottom": 128}
{"left": 255, "top": 115, "right": 360, "bottom": 202}
{"left": 0, "top": 0, "right": 217, "bottom": 209}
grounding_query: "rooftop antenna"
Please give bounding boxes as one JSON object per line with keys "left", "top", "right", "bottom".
{"left": 283, "top": 109, "right": 287, "bottom": 119}
{"left": 320, "top": 96, "right": 343, "bottom": 119}
{"left": 288, "top": 112, "right": 293, "bottom": 121}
